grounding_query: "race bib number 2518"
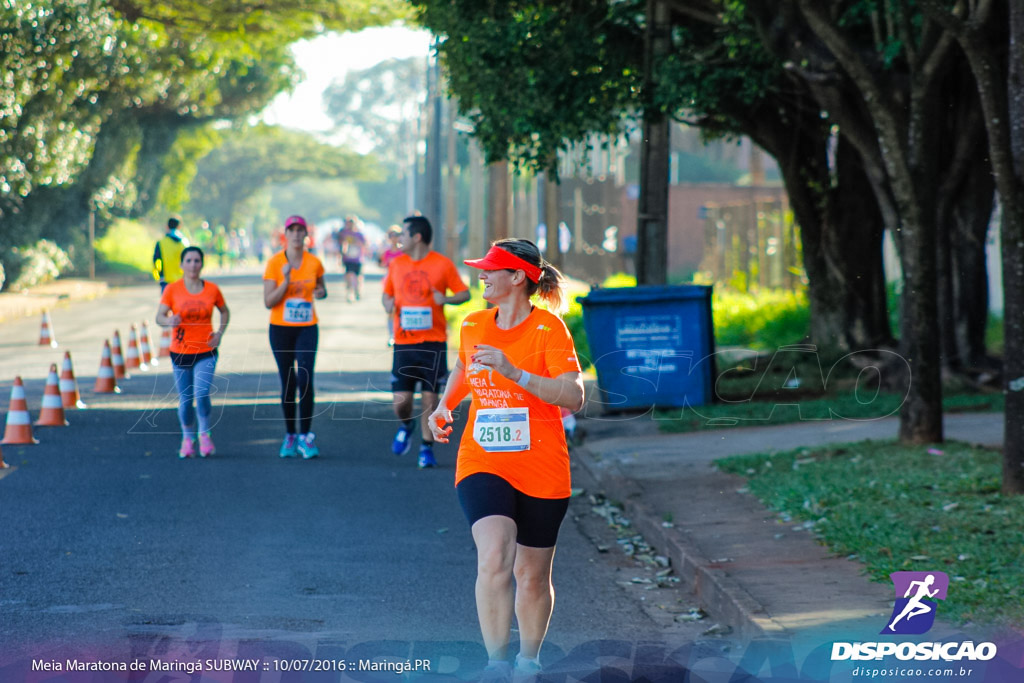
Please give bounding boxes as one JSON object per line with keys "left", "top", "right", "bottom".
{"left": 473, "top": 407, "right": 530, "bottom": 452}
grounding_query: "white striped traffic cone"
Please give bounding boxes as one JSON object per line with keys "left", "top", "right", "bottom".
{"left": 140, "top": 321, "right": 157, "bottom": 367}
{"left": 2, "top": 377, "right": 39, "bottom": 445}
{"left": 159, "top": 327, "right": 172, "bottom": 358}
{"left": 35, "top": 364, "right": 68, "bottom": 427}
{"left": 94, "top": 340, "right": 121, "bottom": 394}
{"left": 60, "top": 351, "right": 86, "bottom": 409}
{"left": 38, "top": 311, "right": 57, "bottom": 348}
{"left": 126, "top": 324, "right": 146, "bottom": 371}
{"left": 111, "top": 330, "right": 129, "bottom": 380}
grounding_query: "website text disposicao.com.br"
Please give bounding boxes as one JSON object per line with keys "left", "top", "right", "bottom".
{"left": 852, "top": 665, "right": 979, "bottom": 678}
{"left": 837, "top": 640, "right": 997, "bottom": 679}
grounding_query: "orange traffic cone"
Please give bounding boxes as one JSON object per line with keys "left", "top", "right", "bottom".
{"left": 140, "top": 321, "right": 157, "bottom": 367}
{"left": 2, "top": 377, "right": 39, "bottom": 445}
{"left": 159, "top": 327, "right": 172, "bottom": 358}
{"left": 94, "top": 340, "right": 121, "bottom": 394}
{"left": 126, "top": 324, "right": 146, "bottom": 370}
{"left": 60, "top": 351, "right": 86, "bottom": 409}
{"left": 35, "top": 364, "right": 68, "bottom": 427}
{"left": 38, "top": 311, "right": 57, "bottom": 348}
{"left": 111, "top": 330, "right": 129, "bottom": 380}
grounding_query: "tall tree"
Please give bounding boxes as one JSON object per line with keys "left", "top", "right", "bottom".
{"left": 914, "top": 0, "right": 1022, "bottom": 492}
{"left": 0, "top": 0, "right": 404, "bottom": 277}
{"left": 414, "top": 0, "right": 895, "bottom": 350}
{"left": 322, "top": 56, "right": 426, "bottom": 210}
{"left": 187, "top": 125, "right": 378, "bottom": 230}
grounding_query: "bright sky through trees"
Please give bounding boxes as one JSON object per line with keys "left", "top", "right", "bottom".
{"left": 261, "top": 25, "right": 432, "bottom": 135}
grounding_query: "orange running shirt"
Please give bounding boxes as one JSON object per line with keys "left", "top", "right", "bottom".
{"left": 159, "top": 279, "right": 226, "bottom": 355}
{"left": 383, "top": 251, "right": 468, "bottom": 344}
{"left": 454, "top": 307, "right": 582, "bottom": 499}
{"left": 264, "top": 251, "right": 325, "bottom": 326}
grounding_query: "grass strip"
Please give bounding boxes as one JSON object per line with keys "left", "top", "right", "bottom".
{"left": 716, "top": 441, "right": 1024, "bottom": 627}
{"left": 655, "top": 393, "right": 1003, "bottom": 433}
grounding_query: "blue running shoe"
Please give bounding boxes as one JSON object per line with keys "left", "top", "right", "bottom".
{"left": 297, "top": 432, "right": 320, "bottom": 459}
{"left": 418, "top": 444, "right": 437, "bottom": 469}
{"left": 279, "top": 434, "right": 298, "bottom": 458}
{"left": 392, "top": 424, "right": 413, "bottom": 456}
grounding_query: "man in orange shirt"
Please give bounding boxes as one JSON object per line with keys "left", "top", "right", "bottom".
{"left": 382, "top": 215, "right": 470, "bottom": 468}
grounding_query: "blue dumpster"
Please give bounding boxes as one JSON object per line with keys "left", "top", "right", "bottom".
{"left": 578, "top": 285, "right": 715, "bottom": 411}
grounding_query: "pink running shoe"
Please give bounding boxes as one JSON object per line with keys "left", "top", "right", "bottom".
{"left": 179, "top": 436, "right": 196, "bottom": 459}
{"left": 198, "top": 432, "right": 215, "bottom": 458}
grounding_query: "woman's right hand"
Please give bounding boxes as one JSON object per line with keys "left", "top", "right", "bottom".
{"left": 168, "top": 313, "right": 183, "bottom": 327}
{"left": 428, "top": 407, "right": 454, "bottom": 443}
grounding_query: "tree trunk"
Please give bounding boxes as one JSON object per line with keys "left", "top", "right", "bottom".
{"left": 1002, "top": 1, "right": 1024, "bottom": 493}
{"left": 131, "top": 111, "right": 189, "bottom": 219}
{"left": 487, "top": 161, "right": 509, "bottom": 242}
{"left": 933, "top": 69, "right": 996, "bottom": 372}
{"left": 947, "top": 164, "right": 995, "bottom": 370}
{"left": 743, "top": 103, "right": 892, "bottom": 355}
{"left": 541, "top": 169, "right": 562, "bottom": 268}
{"left": 636, "top": 0, "right": 670, "bottom": 286}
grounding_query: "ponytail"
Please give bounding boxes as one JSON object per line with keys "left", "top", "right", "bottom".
{"left": 492, "top": 238, "right": 568, "bottom": 315}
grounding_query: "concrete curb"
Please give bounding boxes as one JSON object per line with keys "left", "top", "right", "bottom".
{"left": 0, "top": 279, "right": 109, "bottom": 323}
{"left": 572, "top": 444, "right": 789, "bottom": 642}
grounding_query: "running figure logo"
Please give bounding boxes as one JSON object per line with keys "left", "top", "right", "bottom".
{"left": 882, "top": 571, "right": 948, "bottom": 635}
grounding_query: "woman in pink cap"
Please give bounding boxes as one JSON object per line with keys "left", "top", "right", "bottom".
{"left": 263, "top": 215, "right": 327, "bottom": 459}
{"left": 429, "top": 238, "right": 584, "bottom": 681}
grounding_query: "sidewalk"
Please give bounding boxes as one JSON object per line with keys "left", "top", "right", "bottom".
{"left": 570, "top": 408, "right": 1003, "bottom": 642}
{"left": 0, "top": 278, "right": 109, "bottom": 323}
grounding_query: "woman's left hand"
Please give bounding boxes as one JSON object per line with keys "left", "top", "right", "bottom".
{"left": 471, "top": 344, "right": 516, "bottom": 379}
{"left": 313, "top": 284, "right": 327, "bottom": 299}
{"left": 208, "top": 331, "right": 223, "bottom": 348}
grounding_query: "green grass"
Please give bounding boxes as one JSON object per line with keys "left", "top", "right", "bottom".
{"left": 95, "top": 219, "right": 160, "bottom": 278}
{"left": 987, "top": 315, "right": 1004, "bottom": 355}
{"left": 656, "top": 392, "right": 1003, "bottom": 433}
{"left": 653, "top": 348, "right": 1004, "bottom": 433}
{"left": 713, "top": 288, "right": 810, "bottom": 349}
{"left": 716, "top": 441, "right": 1024, "bottom": 627}
{"left": 655, "top": 393, "right": 999, "bottom": 430}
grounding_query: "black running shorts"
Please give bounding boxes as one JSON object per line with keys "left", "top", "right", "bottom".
{"left": 390, "top": 341, "right": 448, "bottom": 393}
{"left": 456, "top": 472, "right": 570, "bottom": 548}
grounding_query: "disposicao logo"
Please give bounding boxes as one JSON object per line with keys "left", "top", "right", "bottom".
{"left": 830, "top": 570, "right": 998, "bottom": 663}
{"left": 882, "top": 571, "right": 948, "bottom": 635}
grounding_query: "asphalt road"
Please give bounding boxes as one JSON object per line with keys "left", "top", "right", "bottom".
{"left": 0, "top": 267, "right": 715, "bottom": 681}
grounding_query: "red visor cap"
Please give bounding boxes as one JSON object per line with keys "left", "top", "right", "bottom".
{"left": 464, "top": 246, "right": 542, "bottom": 283}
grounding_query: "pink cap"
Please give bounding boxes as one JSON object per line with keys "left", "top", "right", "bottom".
{"left": 284, "top": 215, "right": 307, "bottom": 229}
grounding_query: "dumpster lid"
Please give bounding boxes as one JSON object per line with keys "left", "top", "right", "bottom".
{"left": 577, "top": 284, "right": 712, "bottom": 305}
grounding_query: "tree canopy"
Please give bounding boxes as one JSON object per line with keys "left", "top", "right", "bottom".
{"left": 186, "top": 124, "right": 379, "bottom": 230}
{"left": 0, "top": 0, "right": 404, "bottom": 279}
{"left": 414, "top": 0, "right": 1024, "bottom": 491}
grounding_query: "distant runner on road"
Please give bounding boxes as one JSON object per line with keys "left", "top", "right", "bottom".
{"left": 263, "top": 215, "right": 327, "bottom": 460}
{"left": 382, "top": 214, "right": 470, "bottom": 468}
{"left": 338, "top": 215, "right": 368, "bottom": 302}
{"left": 153, "top": 217, "right": 190, "bottom": 293}
{"left": 428, "top": 238, "right": 584, "bottom": 680}
{"left": 155, "top": 246, "right": 230, "bottom": 459}
{"left": 380, "top": 224, "right": 404, "bottom": 347}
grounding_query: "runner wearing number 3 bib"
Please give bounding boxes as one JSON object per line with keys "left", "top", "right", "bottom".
{"left": 264, "top": 215, "right": 327, "bottom": 460}
{"left": 428, "top": 239, "right": 584, "bottom": 680}
{"left": 382, "top": 215, "right": 470, "bottom": 468}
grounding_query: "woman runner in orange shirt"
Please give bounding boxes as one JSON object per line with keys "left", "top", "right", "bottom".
{"left": 429, "top": 239, "right": 584, "bottom": 681}
{"left": 264, "top": 215, "right": 327, "bottom": 459}
{"left": 156, "top": 246, "right": 230, "bottom": 458}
